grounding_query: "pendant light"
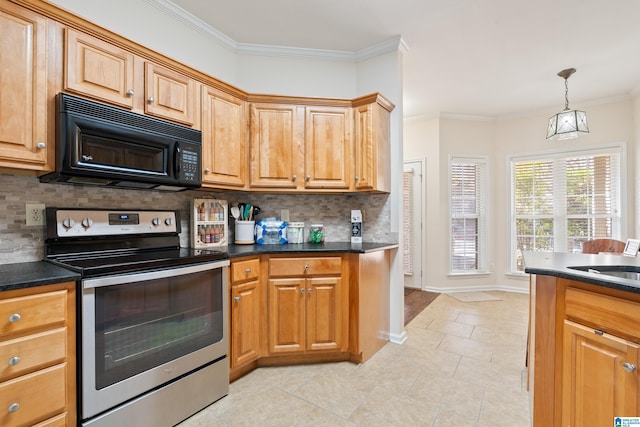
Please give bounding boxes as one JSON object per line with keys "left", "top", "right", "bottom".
{"left": 546, "top": 68, "right": 589, "bottom": 140}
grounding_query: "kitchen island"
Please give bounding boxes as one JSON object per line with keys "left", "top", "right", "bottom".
{"left": 524, "top": 251, "right": 640, "bottom": 427}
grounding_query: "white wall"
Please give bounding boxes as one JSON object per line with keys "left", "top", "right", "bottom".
{"left": 405, "top": 98, "right": 637, "bottom": 293}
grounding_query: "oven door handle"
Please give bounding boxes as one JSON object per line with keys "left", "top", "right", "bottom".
{"left": 82, "top": 260, "right": 229, "bottom": 289}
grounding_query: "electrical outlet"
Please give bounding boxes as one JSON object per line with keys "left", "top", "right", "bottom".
{"left": 26, "top": 203, "right": 45, "bottom": 226}
{"left": 280, "top": 209, "right": 290, "bottom": 222}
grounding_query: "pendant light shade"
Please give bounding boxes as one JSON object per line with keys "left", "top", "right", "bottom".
{"left": 546, "top": 68, "right": 589, "bottom": 140}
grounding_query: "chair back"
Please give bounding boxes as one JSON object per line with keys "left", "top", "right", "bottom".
{"left": 581, "top": 239, "right": 626, "bottom": 254}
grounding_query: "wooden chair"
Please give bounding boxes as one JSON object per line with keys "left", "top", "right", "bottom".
{"left": 581, "top": 238, "right": 626, "bottom": 254}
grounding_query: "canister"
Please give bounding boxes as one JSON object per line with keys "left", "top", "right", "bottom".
{"left": 288, "top": 222, "right": 304, "bottom": 244}
{"left": 309, "top": 224, "right": 325, "bottom": 243}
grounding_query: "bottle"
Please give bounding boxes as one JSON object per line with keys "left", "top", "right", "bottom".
{"left": 199, "top": 203, "right": 205, "bottom": 221}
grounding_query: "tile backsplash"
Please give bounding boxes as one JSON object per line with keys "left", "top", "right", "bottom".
{"left": 0, "top": 174, "right": 394, "bottom": 264}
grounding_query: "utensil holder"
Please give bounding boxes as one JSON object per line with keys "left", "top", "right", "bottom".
{"left": 235, "top": 220, "right": 255, "bottom": 244}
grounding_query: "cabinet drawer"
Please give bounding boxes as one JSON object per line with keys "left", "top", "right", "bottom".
{"left": 0, "top": 328, "right": 66, "bottom": 381}
{"left": 0, "top": 363, "right": 66, "bottom": 427}
{"left": 232, "top": 259, "right": 260, "bottom": 283}
{"left": 565, "top": 287, "right": 640, "bottom": 339}
{"left": 0, "top": 291, "right": 66, "bottom": 335}
{"left": 33, "top": 412, "right": 67, "bottom": 427}
{"left": 270, "top": 257, "right": 342, "bottom": 277}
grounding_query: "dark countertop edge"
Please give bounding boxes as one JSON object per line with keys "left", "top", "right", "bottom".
{"left": 0, "top": 261, "right": 80, "bottom": 292}
{"left": 227, "top": 242, "right": 399, "bottom": 258}
{"left": 523, "top": 251, "right": 640, "bottom": 294}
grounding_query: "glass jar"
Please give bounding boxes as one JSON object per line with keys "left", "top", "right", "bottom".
{"left": 309, "top": 224, "right": 324, "bottom": 243}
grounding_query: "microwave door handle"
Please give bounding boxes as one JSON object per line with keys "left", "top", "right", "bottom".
{"left": 174, "top": 141, "right": 181, "bottom": 176}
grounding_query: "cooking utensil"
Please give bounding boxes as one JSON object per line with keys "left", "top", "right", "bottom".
{"left": 252, "top": 206, "right": 261, "bottom": 217}
{"left": 230, "top": 206, "right": 240, "bottom": 220}
{"left": 238, "top": 203, "right": 245, "bottom": 220}
{"left": 244, "top": 204, "right": 252, "bottom": 220}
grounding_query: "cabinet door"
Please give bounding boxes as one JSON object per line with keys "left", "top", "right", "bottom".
{"left": 230, "top": 280, "right": 260, "bottom": 368}
{"left": 144, "top": 62, "right": 196, "bottom": 125}
{"left": 304, "top": 106, "right": 351, "bottom": 190}
{"left": 250, "top": 103, "right": 302, "bottom": 189}
{"left": 353, "top": 102, "right": 390, "bottom": 192}
{"left": 305, "top": 277, "right": 343, "bottom": 352}
{"left": 562, "top": 320, "right": 639, "bottom": 426}
{"left": 201, "top": 85, "right": 247, "bottom": 188}
{"left": 268, "top": 278, "right": 305, "bottom": 353}
{"left": 0, "top": 3, "right": 50, "bottom": 171}
{"left": 65, "top": 28, "right": 135, "bottom": 109}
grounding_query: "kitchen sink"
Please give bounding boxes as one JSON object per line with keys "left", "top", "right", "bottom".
{"left": 568, "top": 265, "right": 640, "bottom": 281}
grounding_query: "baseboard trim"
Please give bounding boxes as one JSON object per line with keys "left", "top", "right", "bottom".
{"left": 422, "top": 285, "right": 529, "bottom": 294}
{"left": 389, "top": 331, "right": 407, "bottom": 344}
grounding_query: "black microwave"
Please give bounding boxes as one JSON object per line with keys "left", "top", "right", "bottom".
{"left": 40, "top": 93, "right": 202, "bottom": 191}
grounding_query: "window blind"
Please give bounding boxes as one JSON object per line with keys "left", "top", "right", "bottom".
{"left": 403, "top": 170, "right": 415, "bottom": 275}
{"left": 511, "top": 147, "right": 621, "bottom": 272}
{"left": 450, "top": 157, "right": 488, "bottom": 273}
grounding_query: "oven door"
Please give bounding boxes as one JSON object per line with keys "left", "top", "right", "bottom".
{"left": 80, "top": 260, "right": 229, "bottom": 419}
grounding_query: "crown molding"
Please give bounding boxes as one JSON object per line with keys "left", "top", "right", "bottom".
{"left": 146, "top": 0, "right": 237, "bottom": 50}
{"left": 148, "top": 0, "right": 406, "bottom": 62}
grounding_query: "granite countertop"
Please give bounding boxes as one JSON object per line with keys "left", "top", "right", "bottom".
{"left": 523, "top": 251, "right": 640, "bottom": 294}
{"left": 0, "top": 261, "right": 81, "bottom": 292}
{"left": 227, "top": 242, "right": 399, "bottom": 258}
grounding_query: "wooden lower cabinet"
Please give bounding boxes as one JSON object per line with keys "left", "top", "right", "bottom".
{"left": 229, "top": 257, "right": 264, "bottom": 379}
{"left": 562, "top": 320, "right": 639, "bottom": 426}
{"left": 268, "top": 275, "right": 344, "bottom": 354}
{"left": 0, "top": 282, "right": 75, "bottom": 427}
{"left": 229, "top": 251, "right": 392, "bottom": 382}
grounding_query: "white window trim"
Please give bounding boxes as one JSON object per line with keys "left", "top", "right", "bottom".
{"left": 506, "top": 143, "right": 627, "bottom": 274}
{"left": 449, "top": 154, "right": 489, "bottom": 275}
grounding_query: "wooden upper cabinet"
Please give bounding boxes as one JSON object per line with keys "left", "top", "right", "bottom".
{"left": 65, "top": 28, "right": 197, "bottom": 126}
{"left": 144, "top": 62, "right": 196, "bottom": 126}
{"left": 304, "top": 106, "right": 352, "bottom": 190}
{"left": 64, "top": 28, "right": 135, "bottom": 109}
{"left": 249, "top": 103, "right": 303, "bottom": 189}
{"left": 0, "top": 2, "right": 53, "bottom": 171}
{"left": 353, "top": 97, "right": 392, "bottom": 192}
{"left": 201, "top": 85, "right": 247, "bottom": 188}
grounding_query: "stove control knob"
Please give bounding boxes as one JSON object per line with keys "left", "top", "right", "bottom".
{"left": 62, "top": 217, "right": 75, "bottom": 229}
{"left": 81, "top": 218, "right": 93, "bottom": 228}
{"left": 165, "top": 218, "right": 173, "bottom": 226}
{"left": 152, "top": 218, "right": 160, "bottom": 226}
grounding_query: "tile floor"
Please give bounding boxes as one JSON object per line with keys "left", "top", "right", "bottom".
{"left": 178, "top": 291, "right": 531, "bottom": 427}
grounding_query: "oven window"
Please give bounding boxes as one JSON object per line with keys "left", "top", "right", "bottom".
{"left": 93, "top": 269, "right": 223, "bottom": 389}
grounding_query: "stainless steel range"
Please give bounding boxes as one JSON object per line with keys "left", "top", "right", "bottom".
{"left": 44, "top": 208, "right": 229, "bottom": 427}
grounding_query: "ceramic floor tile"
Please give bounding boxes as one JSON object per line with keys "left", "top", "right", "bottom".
{"left": 426, "top": 318, "right": 475, "bottom": 338}
{"left": 454, "top": 356, "right": 523, "bottom": 391}
{"left": 409, "top": 371, "right": 484, "bottom": 419}
{"left": 217, "top": 386, "right": 315, "bottom": 427}
{"left": 348, "top": 386, "right": 440, "bottom": 426}
{"left": 479, "top": 384, "right": 530, "bottom": 426}
{"left": 437, "top": 335, "right": 493, "bottom": 361}
{"left": 291, "top": 371, "right": 370, "bottom": 418}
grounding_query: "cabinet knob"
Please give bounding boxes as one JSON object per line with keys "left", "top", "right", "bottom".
{"left": 300, "top": 288, "right": 305, "bottom": 294}
{"left": 308, "top": 288, "right": 312, "bottom": 293}
{"left": 204, "top": 168, "right": 211, "bottom": 174}
{"left": 245, "top": 268, "right": 251, "bottom": 273}
{"left": 147, "top": 96, "right": 155, "bottom": 103}
{"left": 7, "top": 403, "right": 19, "bottom": 413}
{"left": 354, "top": 176, "right": 359, "bottom": 181}
{"left": 36, "top": 141, "right": 46, "bottom": 149}
{"left": 292, "top": 175, "right": 297, "bottom": 181}
{"left": 8, "top": 313, "right": 20, "bottom": 323}
{"left": 624, "top": 362, "right": 636, "bottom": 373}
{"left": 8, "top": 356, "right": 20, "bottom": 367}
{"left": 305, "top": 175, "right": 311, "bottom": 181}
{"left": 126, "top": 89, "right": 134, "bottom": 96}
{"left": 304, "top": 265, "right": 309, "bottom": 271}
{"left": 234, "top": 296, "right": 240, "bottom": 302}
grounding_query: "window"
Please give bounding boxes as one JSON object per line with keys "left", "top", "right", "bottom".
{"left": 510, "top": 147, "right": 622, "bottom": 272}
{"left": 450, "top": 156, "right": 488, "bottom": 273}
